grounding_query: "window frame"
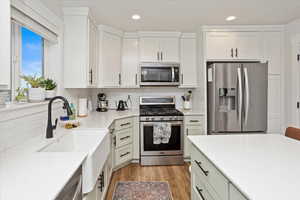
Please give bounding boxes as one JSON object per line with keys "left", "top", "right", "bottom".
{"left": 11, "top": 22, "right": 45, "bottom": 100}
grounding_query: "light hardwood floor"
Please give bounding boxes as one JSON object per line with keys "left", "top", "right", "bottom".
{"left": 105, "top": 163, "right": 191, "bottom": 200}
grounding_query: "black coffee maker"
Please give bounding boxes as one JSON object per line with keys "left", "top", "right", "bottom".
{"left": 96, "top": 93, "right": 108, "bottom": 112}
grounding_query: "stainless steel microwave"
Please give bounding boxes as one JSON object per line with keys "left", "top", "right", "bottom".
{"left": 140, "top": 63, "right": 180, "bottom": 86}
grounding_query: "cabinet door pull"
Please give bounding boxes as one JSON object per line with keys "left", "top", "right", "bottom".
{"left": 89, "top": 69, "right": 93, "bottom": 85}
{"left": 120, "top": 135, "right": 130, "bottom": 141}
{"left": 181, "top": 74, "right": 184, "bottom": 84}
{"left": 120, "top": 122, "right": 131, "bottom": 127}
{"left": 113, "top": 136, "right": 116, "bottom": 147}
{"left": 190, "top": 120, "right": 199, "bottom": 123}
{"left": 235, "top": 48, "right": 238, "bottom": 57}
{"left": 135, "top": 74, "right": 138, "bottom": 85}
{"left": 194, "top": 160, "right": 209, "bottom": 176}
{"left": 120, "top": 152, "right": 130, "bottom": 158}
{"left": 195, "top": 186, "right": 206, "bottom": 200}
{"left": 157, "top": 52, "right": 160, "bottom": 61}
{"left": 161, "top": 52, "right": 163, "bottom": 61}
{"left": 231, "top": 48, "right": 234, "bottom": 58}
{"left": 186, "top": 128, "right": 189, "bottom": 136}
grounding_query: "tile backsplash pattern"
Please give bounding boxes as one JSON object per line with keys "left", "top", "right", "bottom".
{"left": 0, "top": 106, "right": 63, "bottom": 152}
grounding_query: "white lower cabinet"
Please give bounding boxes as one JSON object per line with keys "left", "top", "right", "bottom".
{"left": 229, "top": 184, "right": 247, "bottom": 200}
{"left": 184, "top": 115, "right": 205, "bottom": 159}
{"left": 84, "top": 153, "right": 113, "bottom": 200}
{"left": 191, "top": 144, "right": 249, "bottom": 200}
{"left": 112, "top": 117, "right": 135, "bottom": 168}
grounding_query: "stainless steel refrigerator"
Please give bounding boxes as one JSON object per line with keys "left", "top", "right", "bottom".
{"left": 207, "top": 63, "right": 268, "bottom": 134}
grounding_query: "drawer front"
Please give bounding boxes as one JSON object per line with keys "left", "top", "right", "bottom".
{"left": 115, "top": 144, "right": 132, "bottom": 166}
{"left": 185, "top": 115, "right": 204, "bottom": 126}
{"left": 229, "top": 184, "right": 248, "bottom": 200}
{"left": 115, "top": 117, "right": 133, "bottom": 131}
{"left": 186, "top": 126, "right": 205, "bottom": 136}
{"left": 191, "top": 145, "right": 229, "bottom": 200}
{"left": 116, "top": 128, "right": 133, "bottom": 148}
{"left": 192, "top": 172, "right": 215, "bottom": 200}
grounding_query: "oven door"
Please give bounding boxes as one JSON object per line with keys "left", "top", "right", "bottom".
{"left": 140, "top": 64, "right": 180, "bottom": 86}
{"left": 140, "top": 121, "right": 183, "bottom": 156}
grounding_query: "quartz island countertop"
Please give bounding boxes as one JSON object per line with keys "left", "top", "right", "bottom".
{"left": 188, "top": 134, "right": 300, "bottom": 200}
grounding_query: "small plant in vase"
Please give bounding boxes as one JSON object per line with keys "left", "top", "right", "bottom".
{"left": 42, "top": 78, "right": 57, "bottom": 100}
{"left": 20, "top": 75, "right": 45, "bottom": 102}
{"left": 15, "top": 87, "right": 28, "bottom": 103}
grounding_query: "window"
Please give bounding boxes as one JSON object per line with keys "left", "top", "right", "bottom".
{"left": 20, "top": 27, "right": 44, "bottom": 87}
{"left": 11, "top": 23, "right": 45, "bottom": 98}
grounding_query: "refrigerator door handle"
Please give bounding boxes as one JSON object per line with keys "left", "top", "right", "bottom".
{"left": 237, "top": 67, "right": 243, "bottom": 124}
{"left": 244, "top": 67, "right": 250, "bottom": 125}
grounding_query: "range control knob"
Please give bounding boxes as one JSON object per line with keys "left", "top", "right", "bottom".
{"left": 151, "top": 117, "right": 155, "bottom": 121}
{"left": 146, "top": 117, "right": 149, "bottom": 121}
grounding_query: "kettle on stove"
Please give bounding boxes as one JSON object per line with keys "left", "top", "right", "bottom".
{"left": 116, "top": 100, "right": 127, "bottom": 111}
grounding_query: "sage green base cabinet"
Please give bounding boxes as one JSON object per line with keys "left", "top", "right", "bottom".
{"left": 191, "top": 144, "right": 248, "bottom": 200}
{"left": 184, "top": 115, "right": 205, "bottom": 159}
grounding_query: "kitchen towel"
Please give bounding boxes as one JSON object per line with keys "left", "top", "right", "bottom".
{"left": 153, "top": 123, "right": 172, "bottom": 144}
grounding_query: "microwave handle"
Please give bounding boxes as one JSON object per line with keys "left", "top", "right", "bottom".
{"left": 172, "top": 67, "right": 175, "bottom": 82}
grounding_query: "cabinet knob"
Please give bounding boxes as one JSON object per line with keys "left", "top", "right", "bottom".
{"left": 235, "top": 48, "right": 238, "bottom": 57}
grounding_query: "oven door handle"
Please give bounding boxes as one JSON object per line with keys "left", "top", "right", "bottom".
{"left": 141, "top": 122, "right": 183, "bottom": 126}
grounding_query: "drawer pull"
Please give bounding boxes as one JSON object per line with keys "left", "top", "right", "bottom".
{"left": 120, "top": 136, "right": 130, "bottom": 141}
{"left": 120, "top": 122, "right": 131, "bottom": 127}
{"left": 190, "top": 120, "right": 200, "bottom": 123}
{"left": 120, "top": 152, "right": 130, "bottom": 158}
{"left": 195, "top": 186, "right": 206, "bottom": 200}
{"left": 194, "top": 160, "right": 209, "bottom": 176}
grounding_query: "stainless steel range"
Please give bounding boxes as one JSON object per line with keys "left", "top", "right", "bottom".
{"left": 139, "top": 96, "right": 184, "bottom": 166}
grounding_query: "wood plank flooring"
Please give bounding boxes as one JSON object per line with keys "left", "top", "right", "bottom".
{"left": 105, "top": 163, "right": 191, "bottom": 200}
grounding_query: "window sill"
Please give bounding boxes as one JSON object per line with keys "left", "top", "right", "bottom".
{"left": 0, "top": 101, "right": 61, "bottom": 122}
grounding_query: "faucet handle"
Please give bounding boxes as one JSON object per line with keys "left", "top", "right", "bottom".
{"left": 53, "top": 118, "right": 58, "bottom": 130}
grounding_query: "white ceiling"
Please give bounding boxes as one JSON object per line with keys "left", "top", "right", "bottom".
{"left": 41, "top": 0, "right": 300, "bottom": 32}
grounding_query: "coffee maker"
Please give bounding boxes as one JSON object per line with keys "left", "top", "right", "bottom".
{"left": 96, "top": 93, "right": 108, "bottom": 112}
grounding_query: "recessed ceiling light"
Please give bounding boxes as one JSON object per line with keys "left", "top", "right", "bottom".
{"left": 132, "top": 14, "right": 141, "bottom": 20}
{"left": 226, "top": 16, "right": 237, "bottom": 21}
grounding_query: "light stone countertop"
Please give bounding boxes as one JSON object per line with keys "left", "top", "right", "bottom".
{"left": 0, "top": 109, "right": 139, "bottom": 200}
{"left": 188, "top": 134, "right": 300, "bottom": 200}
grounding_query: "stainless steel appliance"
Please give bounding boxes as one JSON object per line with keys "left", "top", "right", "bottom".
{"left": 140, "top": 96, "right": 184, "bottom": 166}
{"left": 207, "top": 62, "right": 268, "bottom": 134}
{"left": 140, "top": 63, "right": 180, "bottom": 86}
{"left": 96, "top": 93, "right": 108, "bottom": 112}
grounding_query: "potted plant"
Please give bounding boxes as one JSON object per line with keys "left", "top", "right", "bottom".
{"left": 42, "top": 78, "right": 57, "bottom": 100}
{"left": 20, "top": 75, "right": 45, "bottom": 102}
{"left": 15, "top": 87, "right": 28, "bottom": 103}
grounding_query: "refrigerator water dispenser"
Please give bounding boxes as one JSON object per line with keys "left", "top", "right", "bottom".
{"left": 218, "top": 88, "right": 236, "bottom": 112}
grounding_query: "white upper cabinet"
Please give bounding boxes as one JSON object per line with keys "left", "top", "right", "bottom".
{"left": 0, "top": 0, "right": 11, "bottom": 89}
{"left": 63, "top": 7, "right": 98, "bottom": 88}
{"left": 139, "top": 38, "right": 160, "bottom": 62}
{"left": 206, "top": 32, "right": 235, "bottom": 60}
{"left": 159, "top": 37, "right": 180, "bottom": 62}
{"left": 121, "top": 36, "right": 139, "bottom": 88}
{"left": 98, "top": 26, "right": 123, "bottom": 88}
{"left": 205, "top": 32, "right": 263, "bottom": 60}
{"left": 264, "top": 32, "right": 282, "bottom": 75}
{"left": 139, "top": 32, "right": 180, "bottom": 62}
{"left": 180, "top": 34, "right": 198, "bottom": 88}
{"left": 234, "top": 32, "right": 263, "bottom": 60}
